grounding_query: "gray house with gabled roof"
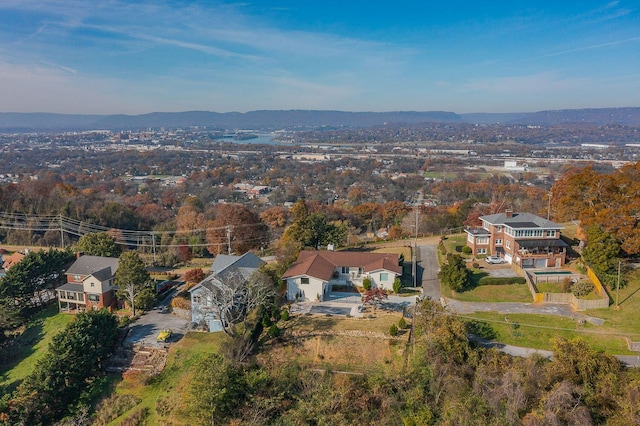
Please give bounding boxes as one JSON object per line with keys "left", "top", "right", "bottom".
{"left": 466, "top": 210, "right": 568, "bottom": 268}
{"left": 189, "top": 252, "right": 265, "bottom": 331}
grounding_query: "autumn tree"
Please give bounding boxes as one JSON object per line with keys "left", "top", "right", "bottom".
{"left": 184, "top": 268, "right": 205, "bottom": 287}
{"left": 552, "top": 163, "right": 640, "bottom": 255}
{"left": 76, "top": 232, "right": 122, "bottom": 257}
{"left": 205, "top": 204, "right": 270, "bottom": 255}
{"left": 115, "top": 251, "right": 153, "bottom": 316}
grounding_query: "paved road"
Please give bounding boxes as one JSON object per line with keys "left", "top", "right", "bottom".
{"left": 418, "top": 244, "right": 441, "bottom": 301}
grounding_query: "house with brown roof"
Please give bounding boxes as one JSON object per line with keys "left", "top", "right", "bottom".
{"left": 283, "top": 250, "right": 402, "bottom": 301}
{"left": 2, "top": 251, "right": 25, "bottom": 271}
{"left": 56, "top": 255, "right": 119, "bottom": 312}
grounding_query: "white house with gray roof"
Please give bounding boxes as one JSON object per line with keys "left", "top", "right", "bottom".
{"left": 466, "top": 210, "right": 567, "bottom": 268}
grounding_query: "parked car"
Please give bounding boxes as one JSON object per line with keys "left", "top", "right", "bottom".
{"left": 157, "top": 328, "right": 172, "bottom": 342}
{"left": 485, "top": 256, "right": 506, "bottom": 264}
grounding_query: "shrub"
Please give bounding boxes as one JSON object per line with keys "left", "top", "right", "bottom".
{"left": 94, "top": 394, "right": 141, "bottom": 426}
{"left": 462, "top": 246, "right": 472, "bottom": 254}
{"left": 393, "top": 277, "right": 402, "bottom": 294}
{"left": 398, "top": 317, "right": 407, "bottom": 329}
{"left": 268, "top": 324, "right": 280, "bottom": 338}
{"left": 561, "top": 278, "right": 572, "bottom": 293}
{"left": 472, "top": 262, "right": 480, "bottom": 269}
{"left": 281, "top": 308, "right": 290, "bottom": 321}
{"left": 477, "top": 276, "right": 526, "bottom": 286}
{"left": 362, "top": 277, "right": 372, "bottom": 291}
{"left": 389, "top": 324, "right": 398, "bottom": 336}
{"left": 571, "top": 280, "right": 595, "bottom": 297}
{"left": 171, "top": 296, "right": 191, "bottom": 310}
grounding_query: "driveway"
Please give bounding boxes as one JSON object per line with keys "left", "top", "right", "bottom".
{"left": 124, "top": 291, "right": 191, "bottom": 347}
{"left": 419, "top": 244, "right": 441, "bottom": 301}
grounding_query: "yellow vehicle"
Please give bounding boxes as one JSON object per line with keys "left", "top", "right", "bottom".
{"left": 156, "top": 328, "right": 172, "bottom": 342}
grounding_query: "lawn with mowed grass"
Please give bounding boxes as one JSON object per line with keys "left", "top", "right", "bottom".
{"left": 0, "top": 305, "right": 73, "bottom": 393}
{"left": 449, "top": 283, "right": 532, "bottom": 303}
{"left": 458, "top": 269, "right": 640, "bottom": 355}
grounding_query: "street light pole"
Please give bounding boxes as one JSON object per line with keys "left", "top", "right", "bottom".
{"left": 413, "top": 206, "right": 418, "bottom": 287}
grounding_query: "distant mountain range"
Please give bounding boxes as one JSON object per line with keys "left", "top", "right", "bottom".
{"left": 1, "top": 107, "right": 640, "bottom": 132}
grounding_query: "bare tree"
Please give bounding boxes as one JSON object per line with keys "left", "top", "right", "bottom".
{"left": 206, "top": 269, "right": 275, "bottom": 338}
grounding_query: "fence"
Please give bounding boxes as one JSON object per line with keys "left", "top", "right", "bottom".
{"left": 514, "top": 264, "right": 609, "bottom": 309}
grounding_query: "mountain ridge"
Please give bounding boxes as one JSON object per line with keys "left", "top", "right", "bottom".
{"left": 1, "top": 107, "right": 640, "bottom": 132}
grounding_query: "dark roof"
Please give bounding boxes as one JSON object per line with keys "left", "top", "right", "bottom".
{"left": 508, "top": 222, "right": 539, "bottom": 229}
{"left": 190, "top": 252, "right": 264, "bottom": 294}
{"left": 480, "top": 212, "right": 563, "bottom": 229}
{"left": 466, "top": 227, "right": 491, "bottom": 236}
{"left": 517, "top": 239, "right": 569, "bottom": 248}
{"left": 210, "top": 253, "right": 265, "bottom": 275}
{"left": 282, "top": 250, "right": 402, "bottom": 280}
{"left": 67, "top": 255, "right": 119, "bottom": 277}
{"left": 56, "top": 283, "right": 84, "bottom": 293}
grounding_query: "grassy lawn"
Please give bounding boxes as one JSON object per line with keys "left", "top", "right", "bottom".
{"left": 461, "top": 312, "right": 633, "bottom": 354}
{"left": 0, "top": 305, "right": 73, "bottom": 393}
{"left": 457, "top": 269, "right": 640, "bottom": 354}
{"left": 441, "top": 233, "right": 470, "bottom": 257}
{"left": 451, "top": 284, "right": 533, "bottom": 303}
{"left": 536, "top": 282, "right": 566, "bottom": 293}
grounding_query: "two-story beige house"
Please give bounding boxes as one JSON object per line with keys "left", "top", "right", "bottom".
{"left": 56, "top": 255, "right": 119, "bottom": 312}
{"left": 465, "top": 210, "right": 567, "bottom": 268}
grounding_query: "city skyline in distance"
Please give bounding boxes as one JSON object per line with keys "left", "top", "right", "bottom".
{"left": 1, "top": 0, "right": 639, "bottom": 115}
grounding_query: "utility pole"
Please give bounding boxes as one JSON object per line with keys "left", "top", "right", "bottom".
{"left": 151, "top": 232, "right": 157, "bottom": 264}
{"left": 413, "top": 206, "right": 418, "bottom": 287}
{"left": 226, "top": 225, "right": 233, "bottom": 255}
{"left": 616, "top": 260, "right": 621, "bottom": 309}
{"left": 547, "top": 192, "right": 552, "bottom": 220}
{"left": 59, "top": 214, "right": 64, "bottom": 248}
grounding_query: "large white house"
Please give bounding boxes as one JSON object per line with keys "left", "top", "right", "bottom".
{"left": 189, "top": 252, "right": 265, "bottom": 332}
{"left": 283, "top": 250, "right": 402, "bottom": 301}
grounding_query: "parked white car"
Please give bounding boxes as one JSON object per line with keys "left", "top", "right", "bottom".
{"left": 485, "top": 256, "right": 506, "bottom": 264}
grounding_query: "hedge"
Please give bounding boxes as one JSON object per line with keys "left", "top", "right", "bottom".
{"left": 477, "top": 276, "right": 526, "bottom": 286}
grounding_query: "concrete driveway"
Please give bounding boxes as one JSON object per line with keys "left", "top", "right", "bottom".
{"left": 124, "top": 291, "right": 191, "bottom": 347}
{"left": 419, "top": 244, "right": 441, "bottom": 300}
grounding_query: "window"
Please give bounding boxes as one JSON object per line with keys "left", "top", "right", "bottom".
{"left": 73, "top": 275, "right": 82, "bottom": 282}
{"left": 67, "top": 292, "right": 76, "bottom": 300}
{"left": 477, "top": 237, "right": 489, "bottom": 244}
{"left": 497, "top": 226, "right": 503, "bottom": 232}
{"left": 477, "top": 248, "right": 487, "bottom": 254}
{"left": 301, "top": 277, "right": 310, "bottom": 284}
{"left": 341, "top": 266, "right": 349, "bottom": 274}
{"left": 495, "top": 239, "right": 503, "bottom": 245}
{"left": 506, "top": 241, "right": 511, "bottom": 249}
{"left": 193, "top": 295, "right": 201, "bottom": 303}
{"left": 87, "top": 294, "right": 99, "bottom": 302}
{"left": 547, "top": 230, "right": 556, "bottom": 237}
{"left": 90, "top": 282, "right": 95, "bottom": 287}
{"left": 380, "top": 273, "right": 389, "bottom": 281}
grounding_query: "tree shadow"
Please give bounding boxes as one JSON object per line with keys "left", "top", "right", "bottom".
{"left": 465, "top": 320, "right": 498, "bottom": 340}
{"left": 464, "top": 270, "right": 489, "bottom": 292}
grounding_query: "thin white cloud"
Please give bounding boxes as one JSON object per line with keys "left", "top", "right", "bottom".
{"left": 528, "top": 36, "right": 640, "bottom": 60}
{"left": 461, "top": 72, "right": 589, "bottom": 95}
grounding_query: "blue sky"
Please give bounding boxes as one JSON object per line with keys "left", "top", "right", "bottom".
{"left": 0, "top": 0, "right": 639, "bottom": 114}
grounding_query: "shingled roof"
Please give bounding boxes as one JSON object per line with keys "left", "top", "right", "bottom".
{"left": 480, "top": 212, "right": 563, "bottom": 229}
{"left": 67, "top": 255, "right": 119, "bottom": 278}
{"left": 282, "top": 250, "right": 401, "bottom": 281}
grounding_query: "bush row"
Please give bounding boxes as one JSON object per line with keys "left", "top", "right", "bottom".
{"left": 477, "top": 276, "right": 526, "bottom": 286}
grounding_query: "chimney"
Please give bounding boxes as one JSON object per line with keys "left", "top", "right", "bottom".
{"left": 505, "top": 209, "right": 513, "bottom": 218}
